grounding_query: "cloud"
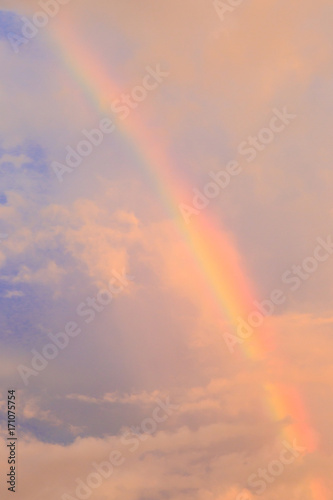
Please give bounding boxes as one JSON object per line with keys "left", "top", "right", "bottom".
{"left": 0, "top": 1, "right": 332, "bottom": 498}
{"left": 2, "top": 290, "right": 24, "bottom": 298}
{"left": 0, "top": 10, "right": 22, "bottom": 40}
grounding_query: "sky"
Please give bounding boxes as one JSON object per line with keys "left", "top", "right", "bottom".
{"left": 0, "top": 1, "right": 333, "bottom": 499}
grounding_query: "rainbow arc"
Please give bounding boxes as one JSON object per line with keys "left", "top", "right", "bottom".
{"left": 49, "top": 19, "right": 326, "bottom": 499}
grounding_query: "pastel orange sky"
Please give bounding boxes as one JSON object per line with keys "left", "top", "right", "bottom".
{"left": 0, "top": 1, "right": 332, "bottom": 499}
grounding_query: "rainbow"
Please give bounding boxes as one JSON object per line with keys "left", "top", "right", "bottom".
{"left": 49, "top": 18, "right": 326, "bottom": 499}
